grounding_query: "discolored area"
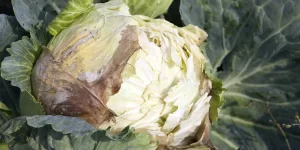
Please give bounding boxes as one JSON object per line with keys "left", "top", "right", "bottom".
{"left": 31, "top": 25, "right": 140, "bottom": 126}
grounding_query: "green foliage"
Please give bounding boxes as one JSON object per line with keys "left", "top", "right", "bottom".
{"left": 180, "top": 0, "right": 300, "bottom": 149}
{"left": 0, "top": 14, "right": 26, "bottom": 126}
{"left": 0, "top": 15, "right": 25, "bottom": 51}
{"left": 0, "top": 115, "right": 157, "bottom": 150}
{"left": 1, "top": 36, "right": 40, "bottom": 93}
{"left": 1, "top": 25, "right": 50, "bottom": 94}
{"left": 1, "top": 25, "right": 49, "bottom": 115}
{"left": 48, "top": 0, "right": 94, "bottom": 36}
{"left": 12, "top": 0, "right": 68, "bottom": 31}
{"left": 123, "top": 0, "right": 174, "bottom": 18}
{"left": 204, "top": 62, "right": 225, "bottom": 122}
{"left": 19, "top": 92, "right": 44, "bottom": 116}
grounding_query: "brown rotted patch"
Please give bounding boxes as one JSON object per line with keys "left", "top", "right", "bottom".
{"left": 31, "top": 25, "right": 140, "bottom": 127}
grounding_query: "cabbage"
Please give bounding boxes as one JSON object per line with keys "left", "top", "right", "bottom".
{"left": 8, "top": 0, "right": 223, "bottom": 148}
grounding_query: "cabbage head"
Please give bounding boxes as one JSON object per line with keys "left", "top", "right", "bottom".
{"left": 31, "top": 0, "right": 224, "bottom": 148}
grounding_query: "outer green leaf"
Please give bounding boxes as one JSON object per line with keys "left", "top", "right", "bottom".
{"left": 1, "top": 36, "right": 39, "bottom": 93}
{"left": 28, "top": 128, "right": 157, "bottom": 150}
{"left": 47, "top": 0, "right": 94, "bottom": 36}
{"left": 0, "top": 15, "right": 25, "bottom": 52}
{"left": 26, "top": 116, "right": 96, "bottom": 136}
{"left": 19, "top": 92, "right": 43, "bottom": 116}
{"left": 1, "top": 26, "right": 50, "bottom": 94}
{"left": 181, "top": 0, "right": 300, "bottom": 149}
{"left": 1, "top": 25, "right": 49, "bottom": 115}
{"left": 204, "top": 63, "right": 225, "bottom": 122}
{"left": 30, "top": 24, "right": 52, "bottom": 46}
{"left": 0, "top": 15, "right": 26, "bottom": 123}
{"left": 12, "top": 0, "right": 68, "bottom": 31}
{"left": 0, "top": 15, "right": 25, "bottom": 144}
{"left": 0, "top": 117, "right": 27, "bottom": 134}
{"left": 1, "top": 116, "right": 157, "bottom": 150}
{"left": 123, "top": 0, "right": 174, "bottom": 18}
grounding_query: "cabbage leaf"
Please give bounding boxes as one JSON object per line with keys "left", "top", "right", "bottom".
{"left": 180, "top": 0, "right": 300, "bottom": 149}
{"left": 0, "top": 115, "right": 157, "bottom": 150}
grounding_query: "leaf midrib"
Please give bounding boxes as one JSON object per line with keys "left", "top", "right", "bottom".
{"left": 223, "top": 4, "right": 300, "bottom": 89}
